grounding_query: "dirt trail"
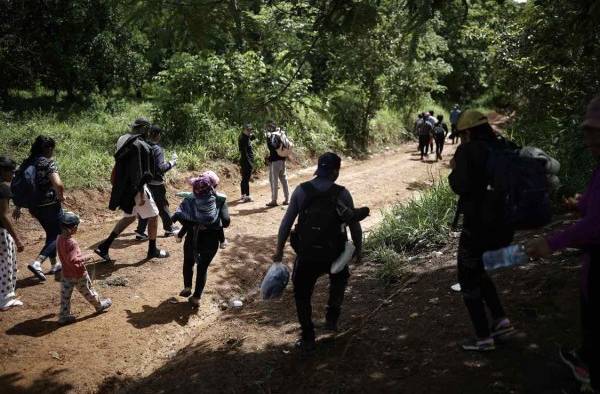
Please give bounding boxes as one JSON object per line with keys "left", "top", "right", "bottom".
{"left": 1, "top": 142, "right": 454, "bottom": 393}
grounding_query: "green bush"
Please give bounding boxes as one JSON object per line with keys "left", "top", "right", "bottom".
{"left": 370, "top": 108, "right": 415, "bottom": 146}
{"left": 366, "top": 179, "right": 457, "bottom": 255}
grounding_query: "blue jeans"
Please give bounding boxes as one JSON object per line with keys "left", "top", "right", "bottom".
{"left": 29, "top": 202, "right": 62, "bottom": 259}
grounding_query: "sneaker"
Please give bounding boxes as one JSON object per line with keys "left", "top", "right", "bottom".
{"left": 134, "top": 231, "right": 149, "bottom": 241}
{"left": 58, "top": 315, "right": 77, "bottom": 325}
{"left": 220, "top": 239, "right": 228, "bottom": 249}
{"left": 49, "top": 262, "right": 62, "bottom": 274}
{"left": 164, "top": 226, "right": 181, "bottom": 237}
{"left": 491, "top": 318, "right": 516, "bottom": 338}
{"left": 96, "top": 298, "right": 112, "bottom": 313}
{"left": 461, "top": 337, "right": 495, "bottom": 352}
{"left": 27, "top": 261, "right": 46, "bottom": 281}
{"left": 266, "top": 201, "right": 278, "bottom": 207}
{"left": 0, "top": 298, "right": 23, "bottom": 311}
{"left": 94, "top": 247, "right": 113, "bottom": 263}
{"left": 282, "top": 200, "right": 289, "bottom": 206}
{"left": 188, "top": 296, "right": 200, "bottom": 307}
{"left": 147, "top": 249, "right": 170, "bottom": 259}
{"left": 179, "top": 288, "right": 192, "bottom": 297}
{"left": 295, "top": 338, "right": 316, "bottom": 354}
{"left": 244, "top": 195, "right": 254, "bottom": 202}
{"left": 559, "top": 347, "right": 591, "bottom": 384}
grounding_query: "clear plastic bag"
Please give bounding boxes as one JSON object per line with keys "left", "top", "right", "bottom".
{"left": 260, "top": 262, "right": 290, "bottom": 300}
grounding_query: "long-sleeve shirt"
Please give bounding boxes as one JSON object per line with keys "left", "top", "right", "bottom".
{"left": 547, "top": 165, "right": 600, "bottom": 251}
{"left": 239, "top": 133, "right": 255, "bottom": 168}
{"left": 276, "top": 177, "right": 362, "bottom": 254}
{"left": 148, "top": 142, "right": 173, "bottom": 185}
{"left": 450, "top": 109, "right": 461, "bottom": 125}
{"left": 57, "top": 235, "right": 87, "bottom": 279}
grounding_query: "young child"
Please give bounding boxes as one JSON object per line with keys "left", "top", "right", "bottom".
{"left": 57, "top": 211, "right": 112, "bottom": 324}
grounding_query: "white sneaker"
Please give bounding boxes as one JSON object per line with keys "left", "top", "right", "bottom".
{"left": 49, "top": 262, "right": 62, "bottom": 274}
{"left": 244, "top": 195, "right": 254, "bottom": 202}
{"left": 0, "top": 298, "right": 23, "bottom": 311}
{"left": 27, "top": 261, "right": 46, "bottom": 281}
{"left": 220, "top": 239, "right": 228, "bottom": 249}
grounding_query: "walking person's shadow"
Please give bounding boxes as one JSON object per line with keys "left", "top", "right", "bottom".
{"left": 124, "top": 298, "right": 197, "bottom": 329}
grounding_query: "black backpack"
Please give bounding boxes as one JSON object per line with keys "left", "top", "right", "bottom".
{"left": 484, "top": 137, "right": 551, "bottom": 230}
{"left": 11, "top": 161, "right": 40, "bottom": 208}
{"left": 418, "top": 120, "right": 433, "bottom": 136}
{"left": 433, "top": 123, "right": 446, "bottom": 137}
{"left": 291, "top": 183, "right": 347, "bottom": 263}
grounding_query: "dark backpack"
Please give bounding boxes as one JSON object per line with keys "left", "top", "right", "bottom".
{"left": 11, "top": 162, "right": 40, "bottom": 208}
{"left": 291, "top": 183, "right": 347, "bottom": 263}
{"left": 418, "top": 120, "right": 433, "bottom": 136}
{"left": 433, "top": 124, "right": 446, "bottom": 137}
{"left": 484, "top": 138, "right": 551, "bottom": 230}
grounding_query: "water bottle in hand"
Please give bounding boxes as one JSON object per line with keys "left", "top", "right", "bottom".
{"left": 483, "top": 244, "right": 528, "bottom": 271}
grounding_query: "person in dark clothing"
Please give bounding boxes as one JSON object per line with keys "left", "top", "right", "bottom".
{"left": 417, "top": 113, "right": 433, "bottom": 160}
{"left": 273, "top": 152, "right": 364, "bottom": 353}
{"left": 448, "top": 110, "right": 515, "bottom": 352}
{"left": 172, "top": 173, "right": 230, "bottom": 307}
{"left": 12, "top": 136, "right": 65, "bottom": 281}
{"left": 433, "top": 114, "right": 449, "bottom": 161}
{"left": 526, "top": 96, "right": 600, "bottom": 389}
{"left": 94, "top": 118, "right": 169, "bottom": 262}
{"left": 134, "top": 125, "right": 180, "bottom": 239}
{"left": 427, "top": 110, "right": 436, "bottom": 153}
{"left": 238, "top": 123, "right": 255, "bottom": 203}
{"left": 450, "top": 104, "right": 462, "bottom": 144}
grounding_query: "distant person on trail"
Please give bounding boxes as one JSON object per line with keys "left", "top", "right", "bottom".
{"left": 134, "top": 125, "right": 179, "bottom": 240}
{"left": 12, "top": 136, "right": 65, "bottom": 282}
{"left": 172, "top": 172, "right": 230, "bottom": 307}
{"left": 526, "top": 97, "right": 600, "bottom": 389}
{"left": 273, "top": 152, "right": 365, "bottom": 353}
{"left": 0, "top": 157, "right": 24, "bottom": 311}
{"left": 450, "top": 104, "right": 462, "bottom": 144}
{"left": 433, "top": 114, "right": 449, "bottom": 161}
{"left": 238, "top": 123, "right": 255, "bottom": 203}
{"left": 94, "top": 118, "right": 169, "bottom": 262}
{"left": 427, "top": 111, "right": 436, "bottom": 153}
{"left": 265, "top": 121, "right": 291, "bottom": 207}
{"left": 448, "top": 110, "right": 516, "bottom": 352}
{"left": 414, "top": 113, "right": 424, "bottom": 151}
{"left": 57, "top": 211, "right": 112, "bottom": 325}
{"left": 417, "top": 113, "right": 433, "bottom": 161}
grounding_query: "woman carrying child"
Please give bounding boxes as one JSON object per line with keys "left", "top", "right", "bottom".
{"left": 173, "top": 172, "right": 230, "bottom": 307}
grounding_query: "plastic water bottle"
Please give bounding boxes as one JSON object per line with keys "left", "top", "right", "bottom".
{"left": 482, "top": 244, "right": 528, "bottom": 271}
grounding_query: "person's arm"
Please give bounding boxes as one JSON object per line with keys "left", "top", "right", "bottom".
{"left": 0, "top": 198, "right": 23, "bottom": 252}
{"left": 448, "top": 145, "right": 471, "bottom": 195}
{"left": 340, "top": 189, "right": 363, "bottom": 254}
{"left": 273, "top": 187, "right": 302, "bottom": 261}
{"left": 155, "top": 145, "right": 173, "bottom": 174}
{"left": 219, "top": 202, "right": 230, "bottom": 228}
{"left": 48, "top": 172, "right": 65, "bottom": 202}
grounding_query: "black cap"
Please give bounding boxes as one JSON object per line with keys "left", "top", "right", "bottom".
{"left": 0, "top": 156, "right": 16, "bottom": 170}
{"left": 314, "top": 152, "right": 341, "bottom": 177}
{"left": 130, "top": 117, "right": 151, "bottom": 133}
{"left": 60, "top": 211, "right": 81, "bottom": 227}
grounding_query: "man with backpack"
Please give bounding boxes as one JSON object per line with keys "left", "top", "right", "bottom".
{"left": 449, "top": 104, "right": 462, "bottom": 144}
{"left": 448, "top": 110, "right": 518, "bottom": 351}
{"left": 265, "top": 122, "right": 291, "bottom": 207}
{"left": 273, "top": 152, "right": 363, "bottom": 353}
{"left": 94, "top": 118, "right": 169, "bottom": 262}
{"left": 433, "top": 114, "right": 449, "bottom": 161}
{"left": 134, "top": 125, "right": 180, "bottom": 240}
{"left": 417, "top": 113, "right": 433, "bottom": 161}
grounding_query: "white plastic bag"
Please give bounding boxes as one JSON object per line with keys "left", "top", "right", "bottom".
{"left": 330, "top": 241, "right": 355, "bottom": 274}
{"left": 260, "top": 262, "right": 290, "bottom": 300}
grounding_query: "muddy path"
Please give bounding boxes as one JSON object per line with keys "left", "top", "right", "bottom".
{"left": 1, "top": 142, "right": 455, "bottom": 393}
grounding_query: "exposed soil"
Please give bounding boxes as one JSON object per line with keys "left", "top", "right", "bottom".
{"left": 0, "top": 138, "right": 586, "bottom": 394}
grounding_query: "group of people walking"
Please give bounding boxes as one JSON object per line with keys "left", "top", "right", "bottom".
{"left": 0, "top": 100, "right": 598, "bottom": 391}
{"left": 414, "top": 105, "right": 461, "bottom": 161}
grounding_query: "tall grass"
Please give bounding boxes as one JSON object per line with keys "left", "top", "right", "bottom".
{"left": 365, "top": 179, "right": 457, "bottom": 283}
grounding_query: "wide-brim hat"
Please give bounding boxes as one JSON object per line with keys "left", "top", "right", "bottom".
{"left": 456, "top": 110, "right": 488, "bottom": 131}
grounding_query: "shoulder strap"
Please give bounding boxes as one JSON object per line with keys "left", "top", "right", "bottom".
{"left": 300, "top": 182, "right": 344, "bottom": 212}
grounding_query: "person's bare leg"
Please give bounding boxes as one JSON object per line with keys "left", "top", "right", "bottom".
{"left": 95, "top": 216, "right": 136, "bottom": 261}
{"left": 114, "top": 216, "right": 136, "bottom": 235}
{"left": 146, "top": 216, "right": 169, "bottom": 258}
{"left": 147, "top": 216, "right": 158, "bottom": 241}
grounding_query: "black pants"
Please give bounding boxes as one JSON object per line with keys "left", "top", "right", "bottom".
{"left": 240, "top": 165, "right": 252, "bottom": 196}
{"left": 29, "top": 202, "right": 62, "bottom": 259}
{"left": 137, "top": 184, "right": 174, "bottom": 233}
{"left": 418, "top": 135, "right": 430, "bottom": 159}
{"left": 450, "top": 124, "right": 458, "bottom": 143}
{"left": 457, "top": 231, "right": 506, "bottom": 339}
{"left": 183, "top": 229, "right": 220, "bottom": 298}
{"left": 435, "top": 135, "right": 445, "bottom": 157}
{"left": 292, "top": 258, "right": 350, "bottom": 341}
{"left": 581, "top": 259, "right": 598, "bottom": 389}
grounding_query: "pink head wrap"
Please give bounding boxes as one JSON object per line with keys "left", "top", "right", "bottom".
{"left": 201, "top": 170, "right": 220, "bottom": 188}
{"left": 189, "top": 174, "right": 213, "bottom": 197}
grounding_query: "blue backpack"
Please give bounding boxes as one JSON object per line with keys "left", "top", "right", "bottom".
{"left": 11, "top": 163, "right": 39, "bottom": 208}
{"left": 484, "top": 138, "right": 551, "bottom": 230}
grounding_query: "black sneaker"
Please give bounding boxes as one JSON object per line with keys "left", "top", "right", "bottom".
{"left": 147, "top": 249, "right": 170, "bottom": 259}
{"left": 94, "top": 247, "right": 113, "bottom": 263}
{"left": 179, "top": 288, "right": 192, "bottom": 298}
{"left": 295, "top": 338, "right": 316, "bottom": 354}
{"left": 559, "top": 347, "right": 590, "bottom": 384}
{"left": 491, "top": 318, "right": 516, "bottom": 338}
{"left": 134, "top": 231, "right": 149, "bottom": 241}
{"left": 461, "top": 337, "right": 495, "bottom": 352}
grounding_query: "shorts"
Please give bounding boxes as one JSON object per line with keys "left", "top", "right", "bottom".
{"left": 123, "top": 185, "right": 159, "bottom": 219}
